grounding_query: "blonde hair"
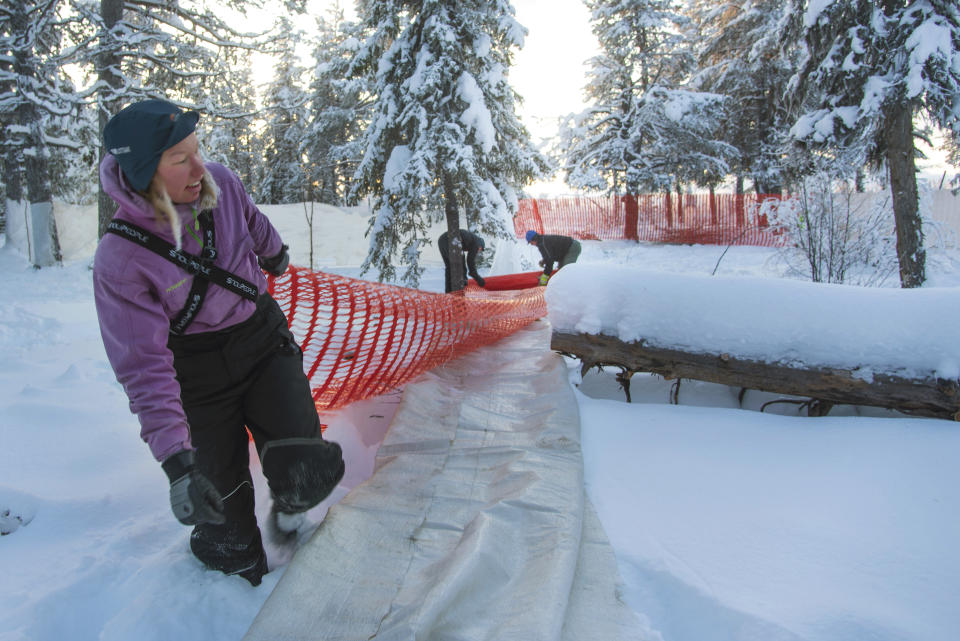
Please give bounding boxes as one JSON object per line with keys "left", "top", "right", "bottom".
{"left": 144, "top": 168, "right": 219, "bottom": 249}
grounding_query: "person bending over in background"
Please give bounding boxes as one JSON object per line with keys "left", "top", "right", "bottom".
{"left": 525, "top": 230, "right": 581, "bottom": 285}
{"left": 438, "top": 229, "right": 487, "bottom": 293}
{"left": 93, "top": 99, "right": 344, "bottom": 587}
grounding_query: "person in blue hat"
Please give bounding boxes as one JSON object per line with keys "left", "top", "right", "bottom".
{"left": 94, "top": 99, "right": 345, "bottom": 586}
{"left": 525, "top": 230, "right": 581, "bottom": 285}
{"left": 437, "top": 229, "right": 487, "bottom": 293}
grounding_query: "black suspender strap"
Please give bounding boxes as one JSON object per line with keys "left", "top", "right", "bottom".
{"left": 105, "top": 212, "right": 260, "bottom": 335}
{"left": 168, "top": 210, "right": 214, "bottom": 335}
{"left": 170, "top": 272, "right": 210, "bottom": 335}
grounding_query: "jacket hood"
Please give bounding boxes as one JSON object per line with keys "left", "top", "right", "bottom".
{"left": 100, "top": 153, "right": 157, "bottom": 224}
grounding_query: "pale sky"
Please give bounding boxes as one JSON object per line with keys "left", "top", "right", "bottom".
{"left": 508, "top": 0, "right": 599, "bottom": 193}
{"left": 509, "top": 0, "right": 597, "bottom": 143}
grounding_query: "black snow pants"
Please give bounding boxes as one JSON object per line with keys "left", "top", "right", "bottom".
{"left": 167, "top": 294, "right": 344, "bottom": 582}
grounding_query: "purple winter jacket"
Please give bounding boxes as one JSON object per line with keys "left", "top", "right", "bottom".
{"left": 94, "top": 154, "right": 284, "bottom": 462}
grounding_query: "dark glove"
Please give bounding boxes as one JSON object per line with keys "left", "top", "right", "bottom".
{"left": 475, "top": 276, "right": 486, "bottom": 287}
{"left": 258, "top": 244, "right": 290, "bottom": 276}
{"left": 161, "top": 450, "right": 226, "bottom": 526}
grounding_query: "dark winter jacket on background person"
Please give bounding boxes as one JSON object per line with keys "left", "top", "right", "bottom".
{"left": 94, "top": 154, "right": 283, "bottom": 462}
{"left": 531, "top": 233, "right": 577, "bottom": 275}
{"left": 438, "top": 229, "right": 486, "bottom": 292}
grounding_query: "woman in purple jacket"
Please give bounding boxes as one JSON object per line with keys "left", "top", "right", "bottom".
{"left": 94, "top": 99, "right": 344, "bottom": 586}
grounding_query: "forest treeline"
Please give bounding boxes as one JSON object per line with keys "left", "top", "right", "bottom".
{"left": 2, "top": 0, "right": 958, "bottom": 287}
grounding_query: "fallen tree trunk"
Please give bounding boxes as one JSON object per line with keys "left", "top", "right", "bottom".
{"left": 551, "top": 331, "right": 960, "bottom": 421}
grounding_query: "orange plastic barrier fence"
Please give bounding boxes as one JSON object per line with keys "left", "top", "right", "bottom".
{"left": 515, "top": 193, "right": 788, "bottom": 247}
{"left": 268, "top": 266, "right": 547, "bottom": 412}
{"left": 478, "top": 270, "right": 547, "bottom": 291}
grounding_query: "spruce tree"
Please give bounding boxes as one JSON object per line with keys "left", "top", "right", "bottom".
{"left": 302, "top": 7, "right": 369, "bottom": 206}
{"left": 347, "top": 0, "right": 549, "bottom": 288}
{"left": 261, "top": 20, "right": 310, "bottom": 205}
{"left": 200, "top": 51, "right": 260, "bottom": 197}
{"left": 687, "top": 0, "right": 794, "bottom": 194}
{"left": 574, "top": 0, "right": 690, "bottom": 193}
{"left": 1, "top": 0, "right": 68, "bottom": 266}
{"left": 784, "top": 0, "right": 960, "bottom": 288}
{"left": 560, "top": 0, "right": 732, "bottom": 194}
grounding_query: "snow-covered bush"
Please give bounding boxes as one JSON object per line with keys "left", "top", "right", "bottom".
{"left": 765, "top": 174, "right": 899, "bottom": 286}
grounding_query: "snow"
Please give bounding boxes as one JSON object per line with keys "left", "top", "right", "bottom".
{"left": 457, "top": 72, "right": 497, "bottom": 154}
{"left": 580, "top": 399, "right": 960, "bottom": 641}
{"left": 802, "top": 0, "right": 834, "bottom": 29}
{"left": 660, "top": 90, "right": 724, "bottom": 123}
{"left": 861, "top": 75, "right": 892, "bottom": 118}
{"left": 905, "top": 15, "right": 954, "bottom": 99}
{"left": 383, "top": 144, "right": 411, "bottom": 191}
{"left": 2, "top": 202, "right": 960, "bottom": 641}
{"left": 789, "top": 107, "right": 860, "bottom": 143}
{"left": 546, "top": 266, "right": 960, "bottom": 378}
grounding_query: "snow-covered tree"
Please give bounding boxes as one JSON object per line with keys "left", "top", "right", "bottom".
{"left": 561, "top": 0, "right": 734, "bottom": 194}
{"left": 563, "top": 0, "right": 689, "bottom": 194}
{"left": 260, "top": 19, "right": 310, "bottom": 205}
{"left": 302, "top": 7, "right": 369, "bottom": 205}
{"left": 44, "top": 78, "right": 100, "bottom": 205}
{"left": 561, "top": 86, "right": 735, "bottom": 192}
{"left": 1, "top": 0, "right": 68, "bottom": 266}
{"left": 639, "top": 88, "right": 738, "bottom": 190}
{"left": 200, "top": 52, "right": 260, "bottom": 198}
{"left": 347, "top": 0, "right": 550, "bottom": 288}
{"left": 687, "top": 0, "right": 794, "bottom": 194}
{"left": 784, "top": 0, "right": 960, "bottom": 288}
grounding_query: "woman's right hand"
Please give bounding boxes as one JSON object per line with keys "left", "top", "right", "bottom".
{"left": 161, "top": 450, "right": 226, "bottom": 525}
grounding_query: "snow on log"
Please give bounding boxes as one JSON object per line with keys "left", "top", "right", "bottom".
{"left": 544, "top": 265, "right": 960, "bottom": 420}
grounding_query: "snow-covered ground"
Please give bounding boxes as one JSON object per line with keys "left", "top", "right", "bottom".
{"left": 2, "top": 202, "right": 960, "bottom": 641}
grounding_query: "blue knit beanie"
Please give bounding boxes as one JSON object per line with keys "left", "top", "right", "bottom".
{"left": 103, "top": 99, "right": 200, "bottom": 192}
{"left": 525, "top": 230, "right": 538, "bottom": 243}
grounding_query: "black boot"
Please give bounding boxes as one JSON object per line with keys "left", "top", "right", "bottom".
{"left": 189, "top": 488, "right": 269, "bottom": 587}
{"left": 236, "top": 552, "right": 269, "bottom": 587}
{"left": 262, "top": 438, "right": 345, "bottom": 514}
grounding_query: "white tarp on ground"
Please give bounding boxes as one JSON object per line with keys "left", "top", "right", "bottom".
{"left": 244, "top": 319, "right": 645, "bottom": 641}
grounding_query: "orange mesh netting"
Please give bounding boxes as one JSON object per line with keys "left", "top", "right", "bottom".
{"left": 268, "top": 266, "right": 546, "bottom": 411}
{"left": 515, "top": 193, "right": 788, "bottom": 247}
